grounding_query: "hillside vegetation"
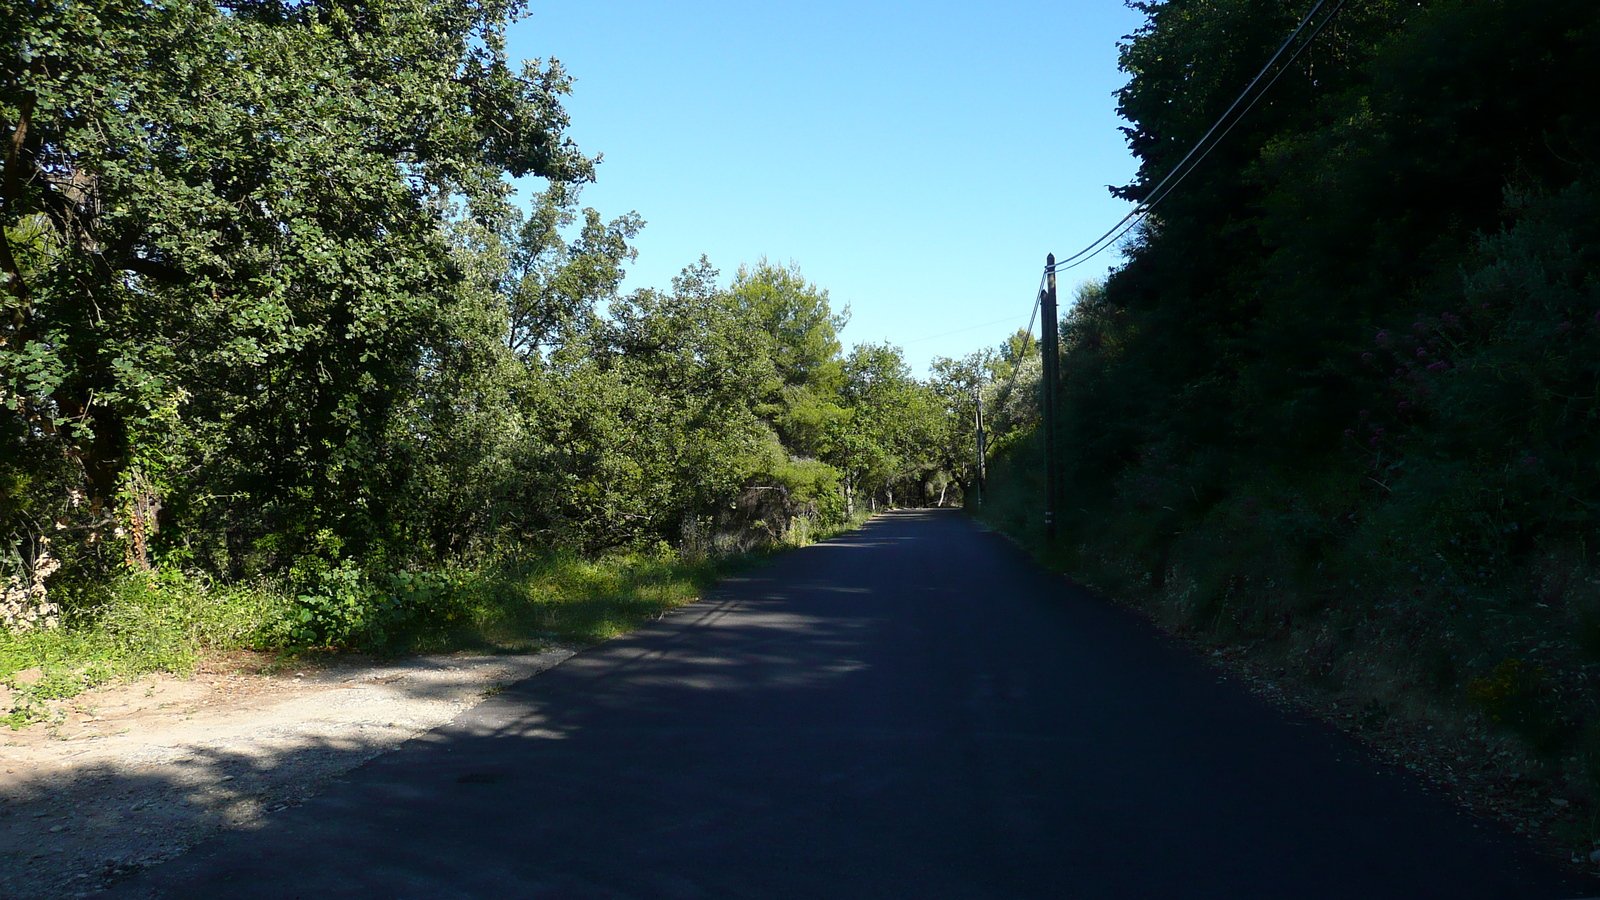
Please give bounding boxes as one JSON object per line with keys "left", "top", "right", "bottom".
{"left": 971, "top": 0, "right": 1600, "bottom": 851}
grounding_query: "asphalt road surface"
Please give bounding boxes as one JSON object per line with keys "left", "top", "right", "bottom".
{"left": 104, "top": 510, "right": 1595, "bottom": 899}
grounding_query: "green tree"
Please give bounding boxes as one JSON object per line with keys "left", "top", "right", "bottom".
{"left": 831, "top": 343, "right": 943, "bottom": 511}
{"left": 505, "top": 182, "right": 643, "bottom": 359}
{"left": 1, "top": 0, "right": 590, "bottom": 574}
{"left": 724, "top": 260, "right": 850, "bottom": 458}
{"left": 928, "top": 350, "right": 992, "bottom": 503}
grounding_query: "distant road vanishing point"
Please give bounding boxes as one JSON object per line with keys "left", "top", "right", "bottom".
{"left": 105, "top": 510, "right": 1593, "bottom": 899}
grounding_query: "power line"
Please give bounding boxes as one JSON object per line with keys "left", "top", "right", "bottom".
{"left": 981, "top": 0, "right": 1350, "bottom": 410}
{"left": 1048, "top": 0, "right": 1343, "bottom": 275}
{"left": 1054, "top": 0, "right": 1352, "bottom": 274}
{"left": 1051, "top": 0, "right": 1329, "bottom": 270}
{"left": 901, "top": 312, "right": 1034, "bottom": 346}
{"left": 991, "top": 270, "right": 1046, "bottom": 405}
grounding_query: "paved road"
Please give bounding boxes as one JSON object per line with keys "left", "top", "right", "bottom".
{"left": 106, "top": 510, "right": 1592, "bottom": 899}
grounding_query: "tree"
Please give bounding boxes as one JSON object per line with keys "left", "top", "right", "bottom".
{"left": 724, "top": 260, "right": 850, "bottom": 458}
{"left": 831, "top": 343, "right": 942, "bottom": 510}
{"left": 928, "top": 351, "right": 992, "bottom": 502}
{"left": 505, "top": 182, "right": 643, "bottom": 359}
{"left": 1, "top": 0, "right": 591, "bottom": 572}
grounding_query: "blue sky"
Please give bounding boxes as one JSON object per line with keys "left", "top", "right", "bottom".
{"left": 506, "top": 0, "right": 1146, "bottom": 376}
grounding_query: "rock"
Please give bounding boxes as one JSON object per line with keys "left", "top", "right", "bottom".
{"left": 1552, "top": 797, "right": 1570, "bottom": 808}
{"left": 1587, "top": 849, "right": 1600, "bottom": 865}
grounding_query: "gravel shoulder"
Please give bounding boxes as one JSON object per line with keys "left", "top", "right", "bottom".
{"left": 0, "top": 647, "right": 575, "bottom": 899}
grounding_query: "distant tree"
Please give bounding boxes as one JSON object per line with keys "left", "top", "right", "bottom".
{"left": 831, "top": 343, "right": 942, "bottom": 510}
{"left": 928, "top": 351, "right": 992, "bottom": 500}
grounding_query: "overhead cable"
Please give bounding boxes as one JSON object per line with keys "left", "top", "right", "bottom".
{"left": 1054, "top": 0, "right": 1352, "bottom": 274}
{"left": 991, "top": 271, "right": 1046, "bottom": 404}
{"left": 1048, "top": 0, "right": 1341, "bottom": 275}
{"left": 902, "top": 312, "right": 1035, "bottom": 346}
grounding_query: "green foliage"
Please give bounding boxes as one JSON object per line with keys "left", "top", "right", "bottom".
{"left": 2, "top": 0, "right": 595, "bottom": 580}
{"left": 0, "top": 1, "right": 966, "bottom": 736}
{"left": 507, "top": 182, "right": 643, "bottom": 358}
{"left": 975, "top": 0, "right": 1600, "bottom": 796}
{"left": 0, "top": 545, "right": 778, "bottom": 726}
{"left": 447, "top": 550, "right": 723, "bottom": 647}
{"left": 0, "top": 570, "right": 289, "bottom": 726}
{"left": 830, "top": 342, "right": 947, "bottom": 510}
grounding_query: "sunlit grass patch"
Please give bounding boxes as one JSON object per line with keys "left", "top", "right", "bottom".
{"left": 0, "top": 572, "right": 291, "bottom": 728}
{"left": 449, "top": 550, "right": 729, "bottom": 648}
{"left": 0, "top": 535, "right": 844, "bottom": 727}
{"left": 1, "top": 511, "right": 874, "bottom": 727}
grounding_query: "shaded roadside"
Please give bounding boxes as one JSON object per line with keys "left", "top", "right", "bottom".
{"left": 1, "top": 649, "right": 571, "bottom": 900}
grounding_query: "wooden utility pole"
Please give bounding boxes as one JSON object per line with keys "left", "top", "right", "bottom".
{"left": 1040, "top": 253, "right": 1060, "bottom": 541}
{"left": 974, "top": 389, "right": 987, "bottom": 506}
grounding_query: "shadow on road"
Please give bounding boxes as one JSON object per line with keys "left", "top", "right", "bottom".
{"left": 21, "top": 510, "right": 1592, "bottom": 899}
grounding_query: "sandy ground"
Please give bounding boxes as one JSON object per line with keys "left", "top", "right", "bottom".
{"left": 0, "top": 647, "right": 575, "bottom": 900}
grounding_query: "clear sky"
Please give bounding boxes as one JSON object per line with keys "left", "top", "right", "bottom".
{"left": 506, "top": 0, "right": 1146, "bottom": 376}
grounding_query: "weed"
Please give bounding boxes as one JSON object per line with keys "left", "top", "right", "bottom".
{"left": 0, "top": 520, "right": 855, "bottom": 726}
{"left": 1469, "top": 659, "right": 1572, "bottom": 757}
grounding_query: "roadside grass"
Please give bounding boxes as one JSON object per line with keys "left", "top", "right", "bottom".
{"left": 0, "top": 573, "right": 278, "bottom": 728}
{"left": 1, "top": 512, "right": 872, "bottom": 729}
{"left": 444, "top": 550, "right": 730, "bottom": 650}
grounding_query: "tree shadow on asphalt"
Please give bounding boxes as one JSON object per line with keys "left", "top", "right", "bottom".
{"left": 9, "top": 509, "right": 1598, "bottom": 899}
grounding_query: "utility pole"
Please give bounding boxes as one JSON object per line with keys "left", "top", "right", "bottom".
{"left": 974, "top": 388, "right": 987, "bottom": 506}
{"left": 1040, "top": 253, "right": 1060, "bottom": 541}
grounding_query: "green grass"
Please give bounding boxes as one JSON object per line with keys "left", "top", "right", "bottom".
{"left": 0, "top": 571, "right": 286, "bottom": 728}
{"left": 1, "top": 513, "right": 872, "bottom": 728}
{"left": 443, "top": 550, "right": 732, "bottom": 649}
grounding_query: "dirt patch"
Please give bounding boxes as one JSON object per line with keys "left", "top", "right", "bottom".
{"left": 0, "top": 647, "right": 574, "bottom": 899}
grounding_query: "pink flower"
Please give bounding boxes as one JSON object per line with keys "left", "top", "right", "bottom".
{"left": 1361, "top": 352, "right": 1373, "bottom": 361}
{"left": 1415, "top": 347, "right": 1428, "bottom": 358}
{"left": 1426, "top": 361, "right": 1447, "bottom": 371}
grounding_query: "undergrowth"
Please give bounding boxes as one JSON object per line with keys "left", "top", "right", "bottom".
{"left": 0, "top": 512, "right": 869, "bottom": 729}
{"left": 974, "top": 438, "right": 1600, "bottom": 861}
